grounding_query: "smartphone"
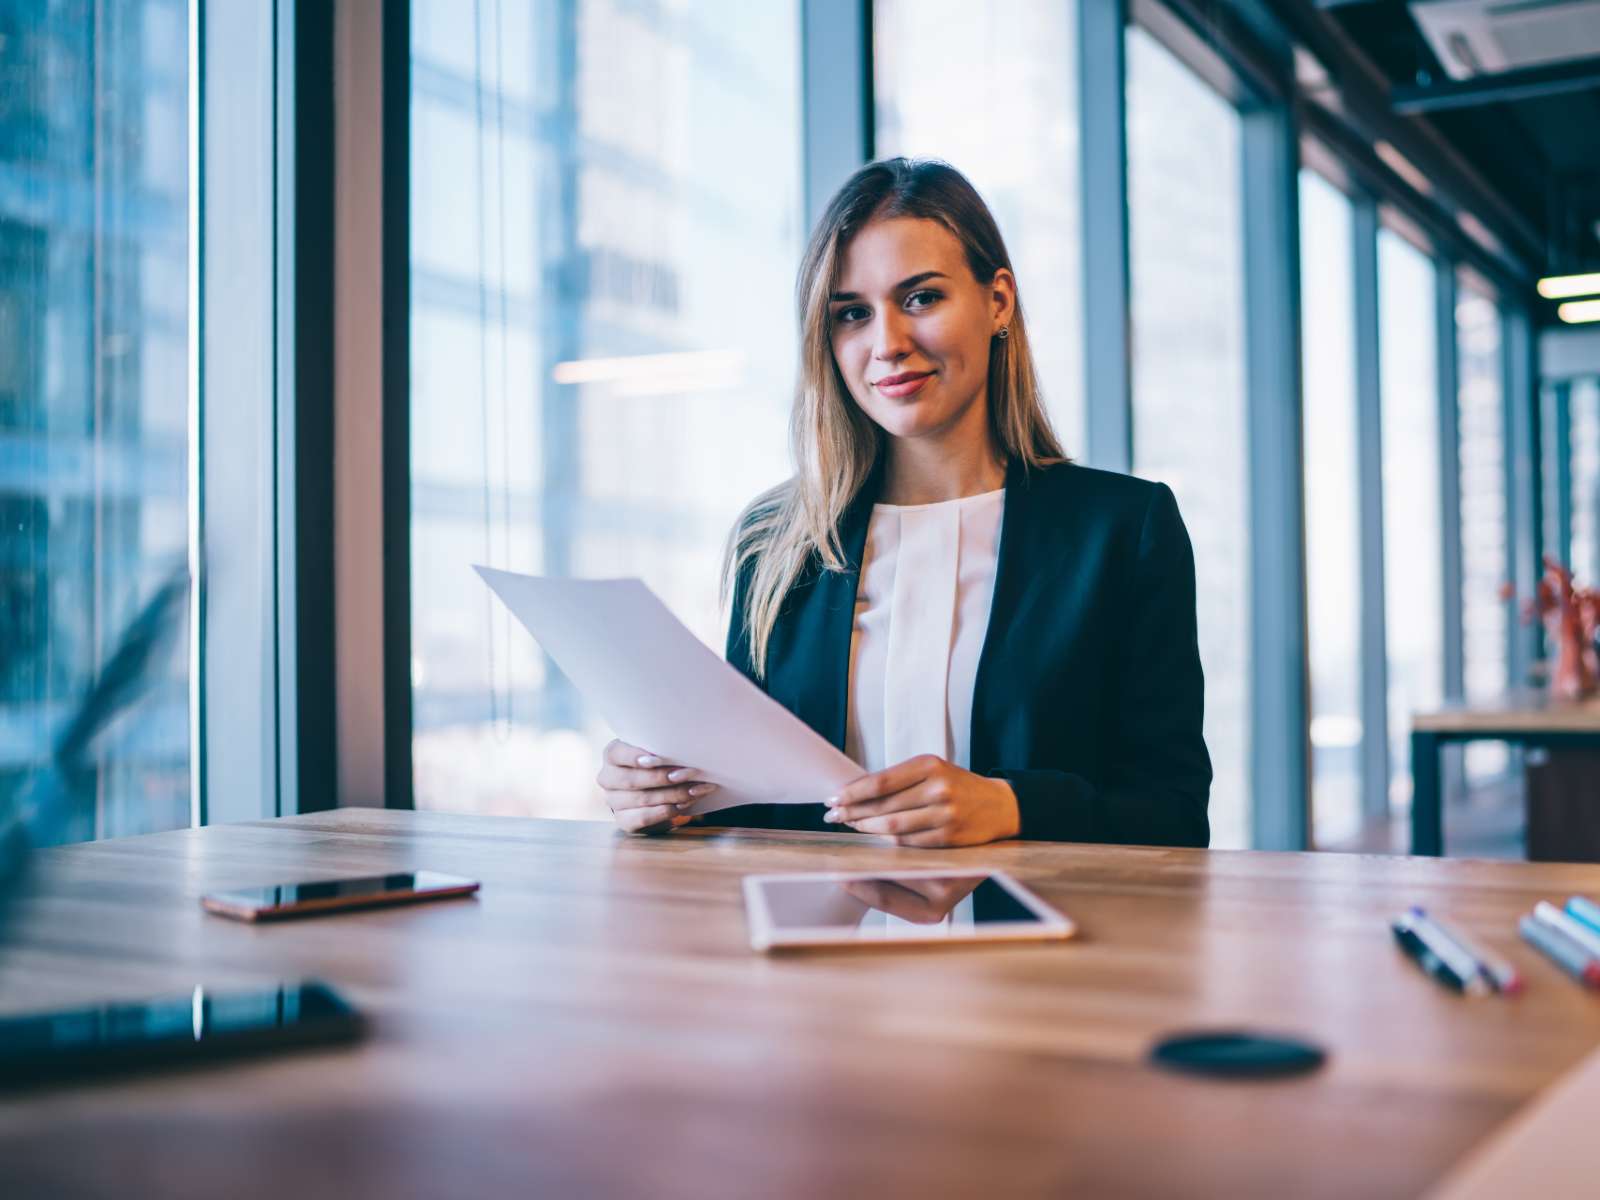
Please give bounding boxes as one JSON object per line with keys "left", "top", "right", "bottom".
{"left": 0, "top": 980, "right": 364, "bottom": 1086}
{"left": 201, "top": 870, "right": 480, "bottom": 921}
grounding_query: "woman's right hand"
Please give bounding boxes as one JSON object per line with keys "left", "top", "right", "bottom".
{"left": 597, "top": 739, "right": 718, "bottom": 834}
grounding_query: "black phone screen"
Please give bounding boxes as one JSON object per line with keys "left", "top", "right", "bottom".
{"left": 0, "top": 980, "right": 363, "bottom": 1085}
{"left": 205, "top": 871, "right": 478, "bottom": 918}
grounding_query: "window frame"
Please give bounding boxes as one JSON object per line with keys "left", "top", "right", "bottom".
{"left": 286, "top": 0, "right": 1550, "bottom": 856}
{"left": 195, "top": 0, "right": 336, "bottom": 826}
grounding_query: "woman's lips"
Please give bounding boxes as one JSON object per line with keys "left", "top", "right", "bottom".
{"left": 874, "top": 372, "right": 932, "bottom": 399}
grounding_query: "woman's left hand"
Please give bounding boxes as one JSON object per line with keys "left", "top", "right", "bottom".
{"left": 823, "top": 755, "right": 1021, "bottom": 847}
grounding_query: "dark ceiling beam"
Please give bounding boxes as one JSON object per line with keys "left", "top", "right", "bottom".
{"left": 1144, "top": 0, "right": 1296, "bottom": 104}
{"left": 1265, "top": 0, "right": 1545, "bottom": 282}
{"left": 1393, "top": 57, "right": 1600, "bottom": 114}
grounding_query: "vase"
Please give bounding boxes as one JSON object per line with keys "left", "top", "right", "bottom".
{"left": 1549, "top": 608, "right": 1600, "bottom": 701}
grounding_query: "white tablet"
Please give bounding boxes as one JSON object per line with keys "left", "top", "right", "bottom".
{"left": 741, "top": 869, "right": 1076, "bottom": 952}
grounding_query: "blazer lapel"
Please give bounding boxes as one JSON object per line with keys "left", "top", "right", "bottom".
{"left": 786, "top": 460, "right": 881, "bottom": 755}
{"left": 969, "top": 456, "right": 1032, "bottom": 768}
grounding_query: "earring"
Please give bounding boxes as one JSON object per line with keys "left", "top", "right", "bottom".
{"left": 996, "top": 326, "right": 1010, "bottom": 340}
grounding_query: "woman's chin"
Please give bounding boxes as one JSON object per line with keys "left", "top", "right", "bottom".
{"left": 868, "top": 405, "right": 953, "bottom": 442}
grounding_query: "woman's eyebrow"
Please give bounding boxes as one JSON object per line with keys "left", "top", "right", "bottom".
{"left": 829, "top": 270, "right": 949, "bottom": 302}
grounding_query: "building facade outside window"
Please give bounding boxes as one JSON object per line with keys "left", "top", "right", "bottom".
{"left": 1572, "top": 377, "right": 1600, "bottom": 587}
{"left": 1126, "top": 25, "right": 1250, "bottom": 849}
{"left": 409, "top": 0, "right": 803, "bottom": 818}
{"left": 873, "top": 0, "right": 1085, "bottom": 456}
{"left": 1299, "top": 169, "right": 1363, "bottom": 847}
{"left": 1378, "top": 228, "right": 1443, "bottom": 815}
{"left": 1455, "top": 281, "right": 1508, "bottom": 783}
{"left": 0, "top": 0, "right": 190, "bottom": 844}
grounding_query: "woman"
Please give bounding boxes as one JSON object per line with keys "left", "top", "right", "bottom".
{"left": 597, "top": 158, "right": 1211, "bottom": 848}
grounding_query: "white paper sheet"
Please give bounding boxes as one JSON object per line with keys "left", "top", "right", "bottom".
{"left": 475, "top": 566, "right": 864, "bottom": 815}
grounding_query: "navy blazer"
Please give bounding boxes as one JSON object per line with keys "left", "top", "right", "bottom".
{"left": 717, "top": 457, "right": 1212, "bottom": 847}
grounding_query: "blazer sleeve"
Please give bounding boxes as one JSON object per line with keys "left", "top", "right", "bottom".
{"left": 724, "top": 553, "right": 761, "bottom": 687}
{"left": 715, "top": 551, "right": 783, "bottom": 830}
{"left": 988, "top": 482, "right": 1212, "bottom": 848}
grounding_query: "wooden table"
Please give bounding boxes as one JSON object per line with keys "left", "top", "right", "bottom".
{"left": 1411, "top": 692, "right": 1600, "bottom": 855}
{"left": 3, "top": 810, "right": 1600, "bottom": 1199}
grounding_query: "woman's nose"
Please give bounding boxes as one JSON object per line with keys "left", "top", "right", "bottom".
{"left": 872, "top": 310, "right": 914, "bottom": 361}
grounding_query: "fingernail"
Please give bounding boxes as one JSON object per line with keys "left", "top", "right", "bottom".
{"left": 823, "top": 809, "right": 841, "bottom": 824}
{"left": 823, "top": 795, "right": 840, "bottom": 807}
{"left": 688, "top": 783, "right": 716, "bottom": 797}
{"left": 667, "top": 768, "right": 694, "bottom": 783}
{"left": 637, "top": 755, "right": 662, "bottom": 768}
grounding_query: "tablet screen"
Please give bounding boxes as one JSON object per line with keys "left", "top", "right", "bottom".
{"left": 744, "top": 871, "right": 1074, "bottom": 948}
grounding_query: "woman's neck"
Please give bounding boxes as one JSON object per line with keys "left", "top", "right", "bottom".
{"left": 879, "top": 419, "right": 1006, "bottom": 506}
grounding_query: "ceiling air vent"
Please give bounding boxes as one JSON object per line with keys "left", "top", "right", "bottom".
{"left": 1411, "top": 0, "right": 1600, "bottom": 80}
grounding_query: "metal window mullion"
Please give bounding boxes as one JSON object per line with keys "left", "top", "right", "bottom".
{"left": 1436, "top": 266, "right": 1464, "bottom": 704}
{"left": 198, "top": 0, "right": 281, "bottom": 826}
{"left": 1352, "top": 194, "right": 1391, "bottom": 825}
{"left": 187, "top": 0, "right": 205, "bottom": 826}
{"left": 1078, "top": 0, "right": 1132, "bottom": 473}
{"left": 801, "top": 0, "right": 871, "bottom": 230}
{"left": 381, "top": 0, "right": 413, "bottom": 808}
{"left": 280, "top": 0, "right": 338, "bottom": 816}
{"left": 1504, "top": 307, "right": 1538, "bottom": 683}
{"left": 1551, "top": 382, "right": 1573, "bottom": 569}
{"left": 332, "top": 0, "right": 396, "bottom": 809}
{"left": 274, "top": 0, "right": 296, "bottom": 820}
{"left": 1241, "top": 102, "right": 1308, "bottom": 851}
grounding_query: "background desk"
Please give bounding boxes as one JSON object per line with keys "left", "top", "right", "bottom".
{"left": 1411, "top": 692, "right": 1600, "bottom": 855}
{"left": 3, "top": 810, "right": 1600, "bottom": 1199}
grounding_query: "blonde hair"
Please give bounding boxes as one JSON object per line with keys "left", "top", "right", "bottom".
{"left": 724, "top": 158, "right": 1066, "bottom": 678}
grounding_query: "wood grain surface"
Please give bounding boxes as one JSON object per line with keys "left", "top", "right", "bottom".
{"left": 1412, "top": 691, "right": 1600, "bottom": 733}
{"left": 3, "top": 809, "right": 1600, "bottom": 1200}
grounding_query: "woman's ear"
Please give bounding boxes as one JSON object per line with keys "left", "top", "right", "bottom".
{"left": 990, "top": 267, "right": 1018, "bottom": 332}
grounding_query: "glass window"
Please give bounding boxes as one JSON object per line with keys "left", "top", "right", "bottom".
{"left": 1126, "top": 27, "right": 1249, "bottom": 848}
{"left": 0, "top": 2, "right": 191, "bottom": 843}
{"left": 873, "top": 0, "right": 1084, "bottom": 455}
{"left": 1455, "top": 282, "right": 1507, "bottom": 781}
{"left": 1572, "top": 378, "right": 1600, "bottom": 586}
{"left": 1298, "top": 170, "right": 1362, "bottom": 847}
{"left": 409, "top": 0, "right": 804, "bottom": 817}
{"left": 1378, "top": 229, "right": 1442, "bottom": 814}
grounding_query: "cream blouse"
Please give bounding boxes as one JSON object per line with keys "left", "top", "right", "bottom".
{"left": 843, "top": 488, "right": 1005, "bottom": 773}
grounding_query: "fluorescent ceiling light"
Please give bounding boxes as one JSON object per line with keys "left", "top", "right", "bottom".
{"left": 552, "top": 349, "right": 743, "bottom": 383}
{"left": 1538, "top": 272, "right": 1600, "bottom": 300}
{"left": 1558, "top": 299, "right": 1600, "bottom": 324}
{"left": 551, "top": 350, "right": 746, "bottom": 396}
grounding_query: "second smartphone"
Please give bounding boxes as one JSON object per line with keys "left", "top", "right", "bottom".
{"left": 201, "top": 871, "right": 480, "bottom": 922}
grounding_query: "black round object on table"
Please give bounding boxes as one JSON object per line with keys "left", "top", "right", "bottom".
{"left": 1148, "top": 1030, "right": 1326, "bottom": 1079}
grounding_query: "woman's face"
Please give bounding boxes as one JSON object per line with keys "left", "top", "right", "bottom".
{"left": 828, "top": 216, "right": 1015, "bottom": 445}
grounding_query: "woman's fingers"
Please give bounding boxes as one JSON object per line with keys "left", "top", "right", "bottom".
{"left": 605, "top": 738, "right": 649, "bottom": 766}
{"left": 598, "top": 742, "right": 715, "bottom": 834}
{"left": 596, "top": 761, "right": 708, "bottom": 792}
{"left": 846, "top": 800, "right": 952, "bottom": 838}
{"left": 826, "top": 774, "right": 945, "bottom": 825}
{"left": 827, "top": 755, "right": 943, "bottom": 809}
{"left": 603, "top": 738, "right": 683, "bottom": 771}
{"left": 604, "top": 782, "right": 718, "bottom": 811}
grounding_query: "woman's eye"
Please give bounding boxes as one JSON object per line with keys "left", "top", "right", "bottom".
{"left": 834, "top": 305, "right": 869, "bottom": 324}
{"left": 905, "top": 289, "right": 941, "bottom": 310}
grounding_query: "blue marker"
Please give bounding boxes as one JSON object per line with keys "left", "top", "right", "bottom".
{"left": 1564, "top": 895, "right": 1600, "bottom": 938}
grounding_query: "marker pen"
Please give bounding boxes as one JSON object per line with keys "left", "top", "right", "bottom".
{"left": 1521, "top": 911, "right": 1600, "bottom": 988}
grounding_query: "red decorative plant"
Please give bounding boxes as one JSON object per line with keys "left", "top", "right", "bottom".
{"left": 1505, "top": 557, "right": 1600, "bottom": 700}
